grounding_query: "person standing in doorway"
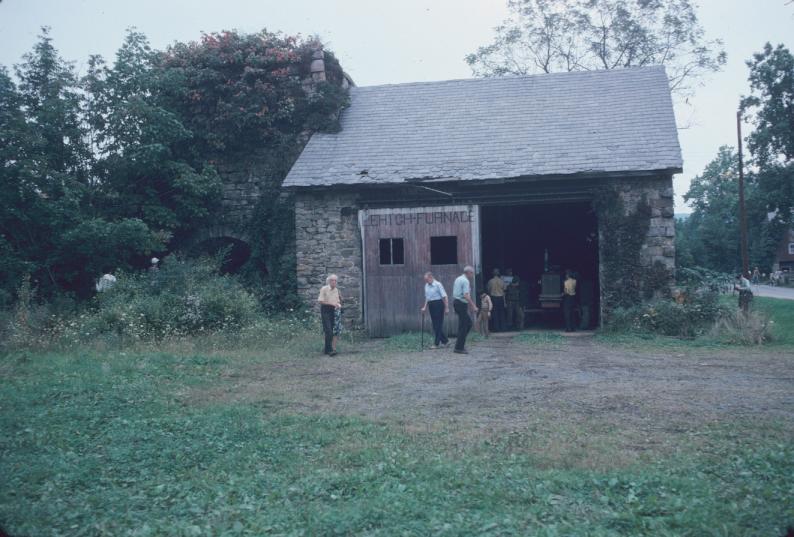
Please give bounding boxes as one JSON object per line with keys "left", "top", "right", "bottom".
{"left": 453, "top": 266, "right": 478, "bottom": 354}
{"left": 578, "top": 277, "right": 594, "bottom": 330}
{"left": 487, "top": 268, "right": 506, "bottom": 332}
{"left": 318, "top": 274, "right": 342, "bottom": 356}
{"left": 563, "top": 269, "right": 577, "bottom": 332}
{"left": 420, "top": 271, "right": 450, "bottom": 349}
{"left": 505, "top": 270, "right": 524, "bottom": 330}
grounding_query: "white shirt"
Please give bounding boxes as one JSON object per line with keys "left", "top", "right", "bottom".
{"left": 424, "top": 280, "right": 447, "bottom": 301}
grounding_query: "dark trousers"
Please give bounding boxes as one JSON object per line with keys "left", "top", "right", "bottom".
{"left": 739, "top": 290, "right": 753, "bottom": 313}
{"left": 563, "top": 295, "right": 576, "bottom": 332}
{"left": 320, "top": 305, "right": 335, "bottom": 354}
{"left": 428, "top": 300, "right": 449, "bottom": 346}
{"left": 579, "top": 304, "right": 591, "bottom": 330}
{"left": 491, "top": 296, "right": 506, "bottom": 331}
{"left": 454, "top": 300, "right": 472, "bottom": 351}
{"left": 506, "top": 300, "right": 524, "bottom": 330}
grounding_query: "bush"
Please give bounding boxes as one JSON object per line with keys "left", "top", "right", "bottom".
{"left": 1, "top": 256, "right": 265, "bottom": 349}
{"left": 675, "top": 266, "right": 735, "bottom": 295}
{"left": 606, "top": 291, "right": 727, "bottom": 338}
{"left": 710, "top": 310, "right": 773, "bottom": 345}
{"left": 86, "top": 255, "right": 259, "bottom": 340}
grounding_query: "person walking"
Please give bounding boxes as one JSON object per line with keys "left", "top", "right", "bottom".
{"left": 420, "top": 271, "right": 450, "bottom": 349}
{"left": 751, "top": 266, "right": 760, "bottom": 285}
{"left": 562, "top": 269, "right": 577, "bottom": 332}
{"left": 486, "top": 268, "right": 506, "bottom": 332}
{"left": 452, "top": 266, "right": 478, "bottom": 354}
{"left": 318, "top": 274, "right": 342, "bottom": 356}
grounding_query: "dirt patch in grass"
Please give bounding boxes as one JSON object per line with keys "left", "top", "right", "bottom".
{"left": 190, "top": 332, "right": 794, "bottom": 468}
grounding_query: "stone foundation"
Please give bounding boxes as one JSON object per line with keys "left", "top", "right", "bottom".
{"left": 295, "top": 191, "right": 363, "bottom": 328}
{"left": 612, "top": 176, "right": 676, "bottom": 270}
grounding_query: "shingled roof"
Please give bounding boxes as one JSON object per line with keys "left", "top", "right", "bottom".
{"left": 283, "top": 66, "right": 682, "bottom": 188}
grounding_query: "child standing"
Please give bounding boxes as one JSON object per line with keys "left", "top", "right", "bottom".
{"left": 477, "top": 292, "right": 493, "bottom": 337}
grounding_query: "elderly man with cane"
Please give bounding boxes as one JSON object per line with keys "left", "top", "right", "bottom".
{"left": 420, "top": 271, "right": 450, "bottom": 349}
{"left": 317, "top": 274, "right": 342, "bottom": 356}
{"left": 452, "top": 266, "right": 478, "bottom": 354}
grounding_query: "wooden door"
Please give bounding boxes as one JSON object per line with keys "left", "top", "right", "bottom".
{"left": 359, "top": 205, "right": 480, "bottom": 337}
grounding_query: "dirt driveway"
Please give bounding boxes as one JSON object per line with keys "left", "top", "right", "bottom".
{"left": 203, "top": 333, "right": 794, "bottom": 466}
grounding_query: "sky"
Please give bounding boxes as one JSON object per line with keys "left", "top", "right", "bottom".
{"left": 1, "top": 0, "right": 792, "bottom": 213}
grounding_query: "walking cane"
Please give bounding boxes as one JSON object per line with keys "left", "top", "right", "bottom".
{"left": 421, "top": 310, "right": 425, "bottom": 350}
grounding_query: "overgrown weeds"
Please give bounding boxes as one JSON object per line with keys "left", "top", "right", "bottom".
{"left": 1, "top": 256, "right": 317, "bottom": 353}
{"left": 710, "top": 309, "right": 774, "bottom": 345}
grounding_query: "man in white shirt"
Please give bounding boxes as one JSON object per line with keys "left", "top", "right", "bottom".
{"left": 420, "top": 272, "right": 449, "bottom": 349}
{"left": 452, "top": 266, "right": 478, "bottom": 354}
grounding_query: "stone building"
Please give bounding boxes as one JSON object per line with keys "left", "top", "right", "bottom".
{"left": 283, "top": 66, "right": 682, "bottom": 335}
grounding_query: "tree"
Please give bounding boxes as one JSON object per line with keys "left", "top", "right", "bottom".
{"left": 155, "top": 30, "right": 350, "bottom": 306}
{"left": 740, "top": 43, "right": 794, "bottom": 227}
{"left": 84, "top": 30, "right": 222, "bottom": 238}
{"left": 157, "top": 30, "right": 348, "bottom": 159}
{"left": 0, "top": 29, "right": 165, "bottom": 299}
{"left": 678, "top": 146, "right": 777, "bottom": 272}
{"left": 0, "top": 28, "right": 349, "bottom": 304}
{"left": 466, "top": 0, "right": 726, "bottom": 96}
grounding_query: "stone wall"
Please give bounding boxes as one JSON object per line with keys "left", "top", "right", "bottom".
{"left": 295, "top": 191, "right": 363, "bottom": 328}
{"left": 612, "top": 175, "right": 676, "bottom": 270}
{"left": 293, "top": 175, "right": 676, "bottom": 330}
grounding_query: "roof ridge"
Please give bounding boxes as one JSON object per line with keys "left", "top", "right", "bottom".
{"left": 351, "top": 65, "right": 666, "bottom": 91}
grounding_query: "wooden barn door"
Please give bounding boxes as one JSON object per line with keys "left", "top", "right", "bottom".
{"left": 359, "top": 206, "right": 480, "bottom": 337}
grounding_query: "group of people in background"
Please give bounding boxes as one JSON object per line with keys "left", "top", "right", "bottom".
{"left": 482, "top": 268, "right": 524, "bottom": 336}
{"left": 318, "top": 264, "right": 597, "bottom": 356}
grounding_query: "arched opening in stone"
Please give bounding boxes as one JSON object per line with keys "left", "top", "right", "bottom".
{"left": 193, "top": 237, "right": 253, "bottom": 275}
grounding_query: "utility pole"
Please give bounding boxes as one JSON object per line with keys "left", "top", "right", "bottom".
{"left": 736, "top": 110, "right": 749, "bottom": 276}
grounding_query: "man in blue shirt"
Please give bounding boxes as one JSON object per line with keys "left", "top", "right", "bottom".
{"left": 452, "top": 266, "right": 478, "bottom": 354}
{"left": 420, "top": 271, "right": 449, "bottom": 349}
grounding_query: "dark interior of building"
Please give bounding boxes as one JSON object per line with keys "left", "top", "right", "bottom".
{"left": 480, "top": 202, "right": 599, "bottom": 329}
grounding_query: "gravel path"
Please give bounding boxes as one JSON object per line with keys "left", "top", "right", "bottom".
{"left": 206, "top": 334, "right": 794, "bottom": 437}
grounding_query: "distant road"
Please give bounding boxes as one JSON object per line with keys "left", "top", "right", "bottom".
{"left": 752, "top": 284, "right": 794, "bottom": 301}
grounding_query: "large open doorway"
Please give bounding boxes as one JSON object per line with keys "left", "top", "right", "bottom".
{"left": 480, "top": 202, "right": 599, "bottom": 329}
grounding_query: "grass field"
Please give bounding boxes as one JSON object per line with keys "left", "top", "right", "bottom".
{"left": 2, "top": 300, "right": 794, "bottom": 535}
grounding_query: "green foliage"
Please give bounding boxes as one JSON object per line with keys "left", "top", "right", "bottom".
{"left": 85, "top": 30, "right": 223, "bottom": 238}
{"left": 0, "top": 27, "right": 349, "bottom": 309}
{"left": 466, "top": 0, "right": 726, "bottom": 96}
{"left": 86, "top": 255, "right": 259, "bottom": 341}
{"left": 677, "top": 146, "right": 778, "bottom": 273}
{"left": 741, "top": 43, "right": 794, "bottom": 168}
{"left": 593, "top": 188, "right": 669, "bottom": 320}
{"left": 607, "top": 292, "right": 728, "bottom": 339}
{"left": 682, "top": 44, "right": 794, "bottom": 274}
{"left": 675, "top": 266, "right": 734, "bottom": 294}
{"left": 0, "top": 29, "right": 166, "bottom": 298}
{"left": 157, "top": 30, "right": 349, "bottom": 158}
{"left": 1, "top": 346, "right": 792, "bottom": 535}
{"left": 2, "top": 256, "right": 261, "bottom": 349}
{"left": 51, "top": 218, "right": 164, "bottom": 294}
{"left": 741, "top": 43, "right": 794, "bottom": 232}
{"left": 152, "top": 30, "right": 350, "bottom": 309}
